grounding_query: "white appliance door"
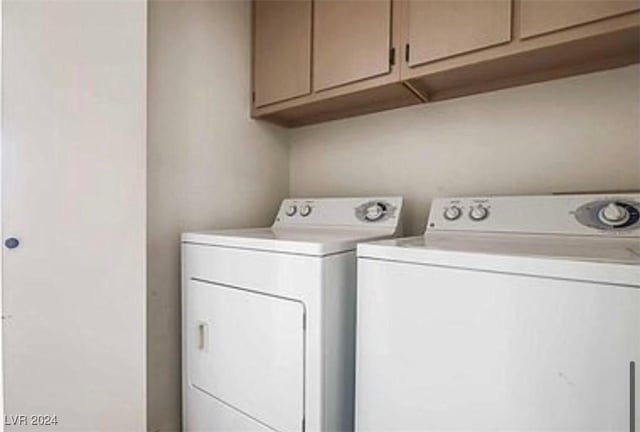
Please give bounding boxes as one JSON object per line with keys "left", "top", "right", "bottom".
{"left": 186, "top": 278, "right": 305, "bottom": 432}
{"left": 357, "top": 258, "right": 640, "bottom": 432}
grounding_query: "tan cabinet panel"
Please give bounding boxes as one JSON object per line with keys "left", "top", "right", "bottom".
{"left": 521, "top": 0, "right": 640, "bottom": 39}
{"left": 254, "top": 0, "right": 311, "bottom": 107}
{"left": 314, "top": 0, "right": 392, "bottom": 92}
{"left": 406, "top": 0, "right": 512, "bottom": 67}
{"left": 252, "top": 0, "right": 639, "bottom": 127}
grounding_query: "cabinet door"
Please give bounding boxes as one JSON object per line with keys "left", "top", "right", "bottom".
{"left": 521, "top": 0, "right": 640, "bottom": 39}
{"left": 253, "top": 0, "right": 311, "bottom": 107}
{"left": 313, "top": 0, "right": 392, "bottom": 91}
{"left": 406, "top": 0, "right": 512, "bottom": 67}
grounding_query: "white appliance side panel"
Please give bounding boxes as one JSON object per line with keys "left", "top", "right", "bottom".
{"left": 186, "top": 279, "right": 304, "bottom": 432}
{"left": 320, "top": 251, "right": 357, "bottom": 432}
{"left": 185, "top": 387, "right": 273, "bottom": 432}
{"left": 356, "top": 259, "right": 640, "bottom": 432}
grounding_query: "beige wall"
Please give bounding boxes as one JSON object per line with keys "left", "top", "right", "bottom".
{"left": 2, "top": 0, "right": 147, "bottom": 430}
{"left": 290, "top": 65, "right": 640, "bottom": 235}
{"left": 147, "top": 1, "right": 289, "bottom": 431}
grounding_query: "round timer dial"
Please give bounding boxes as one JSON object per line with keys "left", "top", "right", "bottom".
{"left": 575, "top": 199, "right": 640, "bottom": 231}
{"left": 598, "top": 202, "right": 630, "bottom": 226}
{"left": 355, "top": 200, "right": 396, "bottom": 223}
{"left": 365, "top": 202, "right": 387, "bottom": 221}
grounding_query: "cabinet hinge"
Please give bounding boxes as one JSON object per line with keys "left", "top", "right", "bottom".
{"left": 405, "top": 43, "right": 410, "bottom": 63}
{"left": 251, "top": 91, "right": 255, "bottom": 103}
{"left": 389, "top": 47, "right": 396, "bottom": 66}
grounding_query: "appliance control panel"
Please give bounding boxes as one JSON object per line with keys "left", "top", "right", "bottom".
{"left": 274, "top": 197, "right": 403, "bottom": 232}
{"left": 428, "top": 193, "right": 640, "bottom": 236}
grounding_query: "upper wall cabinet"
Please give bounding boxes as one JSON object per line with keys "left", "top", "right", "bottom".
{"left": 252, "top": 0, "right": 640, "bottom": 127}
{"left": 520, "top": 0, "right": 640, "bottom": 39}
{"left": 313, "top": 0, "right": 393, "bottom": 91}
{"left": 252, "top": 0, "right": 421, "bottom": 127}
{"left": 405, "top": 0, "right": 512, "bottom": 67}
{"left": 253, "top": 0, "right": 312, "bottom": 107}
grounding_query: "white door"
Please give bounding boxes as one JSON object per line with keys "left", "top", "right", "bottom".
{"left": 1, "top": 1, "right": 146, "bottom": 430}
{"left": 357, "top": 259, "right": 640, "bottom": 431}
{"left": 186, "top": 279, "right": 305, "bottom": 432}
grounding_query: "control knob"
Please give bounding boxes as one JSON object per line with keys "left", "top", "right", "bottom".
{"left": 469, "top": 204, "right": 489, "bottom": 221}
{"left": 365, "top": 202, "right": 387, "bottom": 221}
{"left": 285, "top": 205, "right": 297, "bottom": 216}
{"left": 598, "top": 202, "right": 629, "bottom": 226}
{"left": 443, "top": 206, "right": 462, "bottom": 221}
{"left": 300, "top": 204, "right": 312, "bottom": 217}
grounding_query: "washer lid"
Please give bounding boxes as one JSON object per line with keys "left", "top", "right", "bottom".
{"left": 183, "top": 227, "right": 393, "bottom": 256}
{"left": 358, "top": 233, "right": 640, "bottom": 286}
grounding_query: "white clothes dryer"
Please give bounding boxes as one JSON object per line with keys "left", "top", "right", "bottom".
{"left": 182, "top": 197, "right": 403, "bottom": 432}
{"left": 356, "top": 193, "right": 640, "bottom": 432}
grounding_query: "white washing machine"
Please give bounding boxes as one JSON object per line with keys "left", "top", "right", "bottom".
{"left": 182, "top": 197, "right": 403, "bottom": 432}
{"left": 356, "top": 193, "right": 640, "bottom": 431}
